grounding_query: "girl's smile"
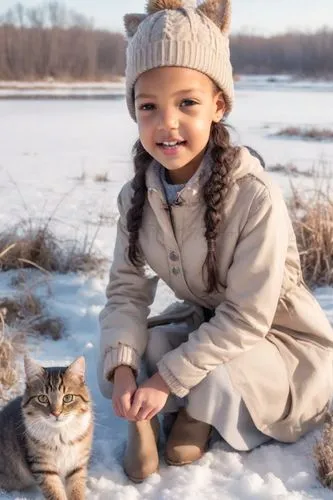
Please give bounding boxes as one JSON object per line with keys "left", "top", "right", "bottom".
{"left": 134, "top": 67, "right": 225, "bottom": 184}
{"left": 156, "top": 138, "right": 186, "bottom": 156}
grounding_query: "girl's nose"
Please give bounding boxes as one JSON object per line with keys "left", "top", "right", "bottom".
{"left": 157, "top": 109, "right": 178, "bottom": 131}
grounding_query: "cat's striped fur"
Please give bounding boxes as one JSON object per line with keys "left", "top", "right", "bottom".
{"left": 0, "top": 356, "right": 93, "bottom": 500}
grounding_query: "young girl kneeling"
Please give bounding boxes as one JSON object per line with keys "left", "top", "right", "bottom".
{"left": 98, "top": 0, "right": 333, "bottom": 483}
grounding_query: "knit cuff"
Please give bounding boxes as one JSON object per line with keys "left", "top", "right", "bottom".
{"left": 157, "top": 359, "right": 189, "bottom": 398}
{"left": 103, "top": 344, "right": 140, "bottom": 382}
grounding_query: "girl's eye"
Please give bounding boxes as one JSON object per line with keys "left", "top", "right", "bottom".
{"left": 180, "top": 99, "right": 197, "bottom": 107}
{"left": 63, "top": 394, "right": 74, "bottom": 404}
{"left": 37, "top": 395, "right": 49, "bottom": 404}
{"left": 139, "top": 103, "right": 155, "bottom": 111}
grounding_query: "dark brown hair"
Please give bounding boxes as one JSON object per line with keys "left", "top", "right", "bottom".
{"left": 126, "top": 141, "right": 153, "bottom": 267}
{"left": 126, "top": 121, "right": 240, "bottom": 293}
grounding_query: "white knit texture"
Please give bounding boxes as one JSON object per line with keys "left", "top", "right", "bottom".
{"left": 125, "top": 5, "right": 234, "bottom": 121}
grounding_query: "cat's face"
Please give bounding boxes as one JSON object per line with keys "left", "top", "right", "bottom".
{"left": 22, "top": 357, "right": 91, "bottom": 428}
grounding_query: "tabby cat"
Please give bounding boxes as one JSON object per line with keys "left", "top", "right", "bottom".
{"left": 0, "top": 356, "right": 94, "bottom": 500}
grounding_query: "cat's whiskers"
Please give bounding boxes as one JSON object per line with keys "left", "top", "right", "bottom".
{"left": 23, "top": 414, "right": 44, "bottom": 433}
{"left": 24, "top": 415, "right": 55, "bottom": 442}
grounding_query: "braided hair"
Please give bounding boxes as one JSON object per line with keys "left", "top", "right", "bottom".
{"left": 203, "top": 122, "right": 240, "bottom": 292}
{"left": 126, "top": 123, "right": 257, "bottom": 293}
{"left": 126, "top": 140, "right": 153, "bottom": 266}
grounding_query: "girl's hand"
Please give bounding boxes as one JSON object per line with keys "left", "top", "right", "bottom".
{"left": 128, "top": 372, "right": 171, "bottom": 421}
{"left": 113, "top": 365, "right": 137, "bottom": 420}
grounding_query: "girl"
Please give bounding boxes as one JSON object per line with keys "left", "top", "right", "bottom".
{"left": 98, "top": 0, "right": 333, "bottom": 483}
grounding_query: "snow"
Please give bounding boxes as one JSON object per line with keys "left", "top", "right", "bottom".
{"left": 235, "top": 74, "right": 333, "bottom": 92}
{"left": 0, "top": 80, "right": 126, "bottom": 99}
{"left": 0, "top": 81, "right": 333, "bottom": 499}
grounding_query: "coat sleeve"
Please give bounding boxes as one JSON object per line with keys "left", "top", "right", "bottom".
{"left": 157, "top": 184, "right": 290, "bottom": 397}
{"left": 99, "top": 184, "right": 159, "bottom": 384}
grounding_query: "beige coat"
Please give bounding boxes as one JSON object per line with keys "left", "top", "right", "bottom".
{"left": 99, "top": 147, "right": 333, "bottom": 443}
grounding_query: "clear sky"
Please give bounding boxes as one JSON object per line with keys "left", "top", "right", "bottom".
{"left": 1, "top": 0, "right": 332, "bottom": 35}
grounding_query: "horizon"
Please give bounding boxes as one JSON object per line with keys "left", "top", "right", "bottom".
{"left": 0, "top": 0, "right": 332, "bottom": 36}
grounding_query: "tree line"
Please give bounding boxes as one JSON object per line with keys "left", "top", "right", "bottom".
{"left": 231, "top": 30, "right": 333, "bottom": 77}
{"left": 0, "top": 3, "right": 332, "bottom": 81}
{"left": 0, "top": 3, "right": 126, "bottom": 80}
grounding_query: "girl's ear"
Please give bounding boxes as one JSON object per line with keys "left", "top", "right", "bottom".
{"left": 213, "top": 92, "right": 226, "bottom": 122}
{"left": 197, "top": 0, "right": 232, "bottom": 35}
{"left": 124, "top": 13, "right": 147, "bottom": 38}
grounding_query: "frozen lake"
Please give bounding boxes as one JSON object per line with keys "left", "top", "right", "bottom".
{"left": 1, "top": 82, "right": 333, "bottom": 182}
{"left": 0, "top": 80, "right": 333, "bottom": 256}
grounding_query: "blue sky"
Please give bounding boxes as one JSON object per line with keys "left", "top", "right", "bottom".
{"left": 1, "top": 0, "right": 332, "bottom": 35}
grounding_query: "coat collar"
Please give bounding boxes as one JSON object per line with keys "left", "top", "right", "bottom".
{"left": 145, "top": 154, "right": 211, "bottom": 205}
{"left": 145, "top": 146, "right": 265, "bottom": 205}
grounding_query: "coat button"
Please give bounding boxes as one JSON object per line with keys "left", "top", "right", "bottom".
{"left": 172, "top": 267, "right": 181, "bottom": 276}
{"left": 169, "top": 251, "right": 179, "bottom": 262}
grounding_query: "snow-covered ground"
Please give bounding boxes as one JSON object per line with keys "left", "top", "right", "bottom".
{"left": 0, "top": 80, "right": 333, "bottom": 499}
{"left": 235, "top": 74, "right": 333, "bottom": 92}
{"left": 0, "top": 80, "right": 126, "bottom": 99}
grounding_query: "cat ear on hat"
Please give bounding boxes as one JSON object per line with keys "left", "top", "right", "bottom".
{"left": 124, "top": 13, "right": 147, "bottom": 38}
{"left": 197, "top": 0, "right": 232, "bottom": 35}
{"left": 124, "top": 1, "right": 199, "bottom": 38}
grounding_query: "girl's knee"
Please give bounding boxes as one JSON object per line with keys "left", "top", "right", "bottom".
{"left": 145, "top": 327, "right": 172, "bottom": 374}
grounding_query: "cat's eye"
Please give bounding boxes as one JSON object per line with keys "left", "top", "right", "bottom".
{"left": 63, "top": 394, "right": 74, "bottom": 404}
{"left": 37, "top": 395, "right": 49, "bottom": 404}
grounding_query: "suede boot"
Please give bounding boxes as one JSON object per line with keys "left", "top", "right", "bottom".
{"left": 123, "top": 417, "right": 160, "bottom": 482}
{"left": 165, "top": 408, "right": 212, "bottom": 466}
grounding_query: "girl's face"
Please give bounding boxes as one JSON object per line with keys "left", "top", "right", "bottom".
{"left": 134, "top": 67, "right": 225, "bottom": 184}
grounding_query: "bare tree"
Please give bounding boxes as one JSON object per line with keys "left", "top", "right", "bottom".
{"left": 231, "top": 29, "right": 333, "bottom": 78}
{"left": 0, "top": 2, "right": 126, "bottom": 80}
{"left": 1, "top": 2, "right": 330, "bottom": 81}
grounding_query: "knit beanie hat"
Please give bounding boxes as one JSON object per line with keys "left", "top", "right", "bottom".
{"left": 124, "top": 0, "right": 234, "bottom": 121}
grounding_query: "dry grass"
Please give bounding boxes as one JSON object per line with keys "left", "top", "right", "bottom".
{"left": 0, "top": 313, "right": 25, "bottom": 402}
{"left": 314, "top": 412, "right": 333, "bottom": 489}
{"left": 96, "top": 211, "right": 118, "bottom": 227}
{"left": 94, "top": 172, "right": 110, "bottom": 183}
{"left": 267, "top": 163, "right": 312, "bottom": 177}
{"left": 76, "top": 169, "right": 87, "bottom": 182}
{"left": 0, "top": 223, "right": 105, "bottom": 273}
{"left": 288, "top": 179, "right": 333, "bottom": 287}
{"left": 0, "top": 295, "right": 42, "bottom": 323}
{"left": 276, "top": 126, "right": 333, "bottom": 141}
{"left": 0, "top": 294, "right": 65, "bottom": 341}
{"left": 30, "top": 317, "right": 64, "bottom": 340}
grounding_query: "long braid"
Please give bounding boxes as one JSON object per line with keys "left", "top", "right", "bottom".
{"left": 127, "top": 140, "right": 153, "bottom": 266}
{"left": 203, "top": 121, "right": 240, "bottom": 293}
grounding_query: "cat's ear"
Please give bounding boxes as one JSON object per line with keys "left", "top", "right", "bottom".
{"left": 197, "top": 0, "right": 232, "bottom": 35}
{"left": 66, "top": 356, "right": 85, "bottom": 381}
{"left": 24, "top": 356, "right": 45, "bottom": 383}
{"left": 124, "top": 13, "right": 147, "bottom": 38}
